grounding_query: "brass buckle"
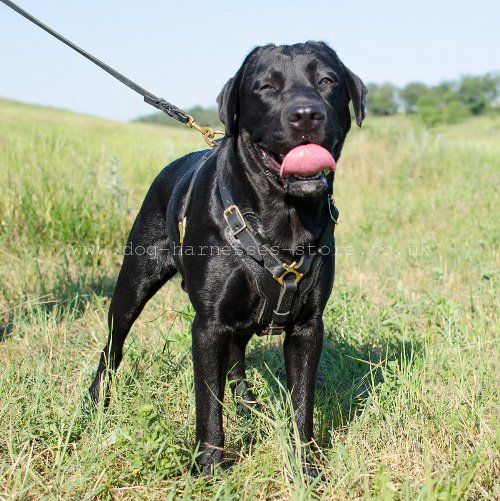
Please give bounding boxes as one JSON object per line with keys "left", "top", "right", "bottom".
{"left": 187, "top": 116, "right": 225, "bottom": 148}
{"left": 273, "top": 261, "right": 304, "bottom": 286}
{"left": 223, "top": 205, "right": 247, "bottom": 235}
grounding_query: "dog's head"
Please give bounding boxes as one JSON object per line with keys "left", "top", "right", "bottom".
{"left": 217, "top": 42, "right": 367, "bottom": 198}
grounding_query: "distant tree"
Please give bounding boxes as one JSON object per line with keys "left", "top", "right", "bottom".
{"left": 400, "top": 82, "right": 428, "bottom": 113}
{"left": 442, "top": 100, "right": 471, "bottom": 123}
{"left": 366, "top": 83, "right": 398, "bottom": 116}
{"left": 414, "top": 82, "right": 471, "bottom": 126}
{"left": 416, "top": 94, "right": 443, "bottom": 127}
{"left": 433, "top": 81, "right": 460, "bottom": 105}
{"left": 458, "top": 75, "right": 499, "bottom": 115}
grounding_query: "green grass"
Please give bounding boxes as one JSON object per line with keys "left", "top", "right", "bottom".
{"left": 0, "top": 98, "right": 499, "bottom": 499}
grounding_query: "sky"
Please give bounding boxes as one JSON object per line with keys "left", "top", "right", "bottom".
{"left": 1, "top": 0, "right": 499, "bottom": 122}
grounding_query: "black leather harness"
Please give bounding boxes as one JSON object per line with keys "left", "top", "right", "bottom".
{"left": 177, "top": 150, "right": 339, "bottom": 336}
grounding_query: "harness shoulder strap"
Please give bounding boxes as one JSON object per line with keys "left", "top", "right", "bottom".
{"left": 177, "top": 148, "right": 218, "bottom": 253}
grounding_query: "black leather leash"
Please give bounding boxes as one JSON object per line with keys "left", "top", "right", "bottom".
{"left": 0, "top": 0, "right": 224, "bottom": 146}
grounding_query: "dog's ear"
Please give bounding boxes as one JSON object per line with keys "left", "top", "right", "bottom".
{"left": 217, "top": 47, "right": 261, "bottom": 137}
{"left": 315, "top": 42, "right": 367, "bottom": 127}
{"left": 217, "top": 76, "right": 240, "bottom": 137}
{"left": 343, "top": 65, "right": 368, "bottom": 127}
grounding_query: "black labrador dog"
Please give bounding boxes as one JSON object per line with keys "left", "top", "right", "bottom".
{"left": 89, "top": 41, "right": 366, "bottom": 475}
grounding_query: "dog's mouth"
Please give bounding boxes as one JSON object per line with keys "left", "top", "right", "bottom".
{"left": 258, "top": 145, "right": 284, "bottom": 172}
{"left": 258, "top": 143, "right": 335, "bottom": 195}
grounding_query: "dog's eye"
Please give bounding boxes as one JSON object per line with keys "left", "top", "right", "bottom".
{"left": 318, "top": 77, "right": 335, "bottom": 87}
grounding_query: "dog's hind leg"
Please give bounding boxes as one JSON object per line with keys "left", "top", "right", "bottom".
{"left": 88, "top": 208, "right": 177, "bottom": 406}
{"left": 228, "top": 334, "right": 259, "bottom": 411}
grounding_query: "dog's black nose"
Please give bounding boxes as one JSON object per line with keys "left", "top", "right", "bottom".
{"left": 287, "top": 103, "right": 325, "bottom": 130}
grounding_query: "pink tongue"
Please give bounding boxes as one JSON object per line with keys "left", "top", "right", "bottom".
{"left": 280, "top": 144, "right": 336, "bottom": 178}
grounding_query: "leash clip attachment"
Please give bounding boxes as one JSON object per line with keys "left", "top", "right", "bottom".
{"left": 187, "top": 116, "right": 225, "bottom": 148}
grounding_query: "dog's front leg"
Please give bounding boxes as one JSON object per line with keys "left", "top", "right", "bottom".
{"left": 284, "top": 317, "right": 323, "bottom": 475}
{"left": 191, "top": 315, "right": 231, "bottom": 475}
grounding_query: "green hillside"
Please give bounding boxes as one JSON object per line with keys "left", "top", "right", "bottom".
{"left": 0, "top": 98, "right": 498, "bottom": 499}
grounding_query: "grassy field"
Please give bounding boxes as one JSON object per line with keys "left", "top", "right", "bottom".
{"left": 0, "top": 97, "right": 498, "bottom": 499}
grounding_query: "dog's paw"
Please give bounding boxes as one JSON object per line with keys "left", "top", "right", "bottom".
{"left": 236, "top": 390, "right": 261, "bottom": 414}
{"left": 232, "top": 380, "right": 260, "bottom": 414}
{"left": 302, "top": 459, "right": 321, "bottom": 479}
{"left": 191, "top": 447, "right": 224, "bottom": 478}
{"left": 302, "top": 449, "right": 324, "bottom": 480}
{"left": 191, "top": 461, "right": 216, "bottom": 479}
{"left": 85, "top": 386, "right": 111, "bottom": 411}
{"left": 81, "top": 388, "right": 101, "bottom": 416}
{"left": 87, "top": 382, "right": 100, "bottom": 405}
